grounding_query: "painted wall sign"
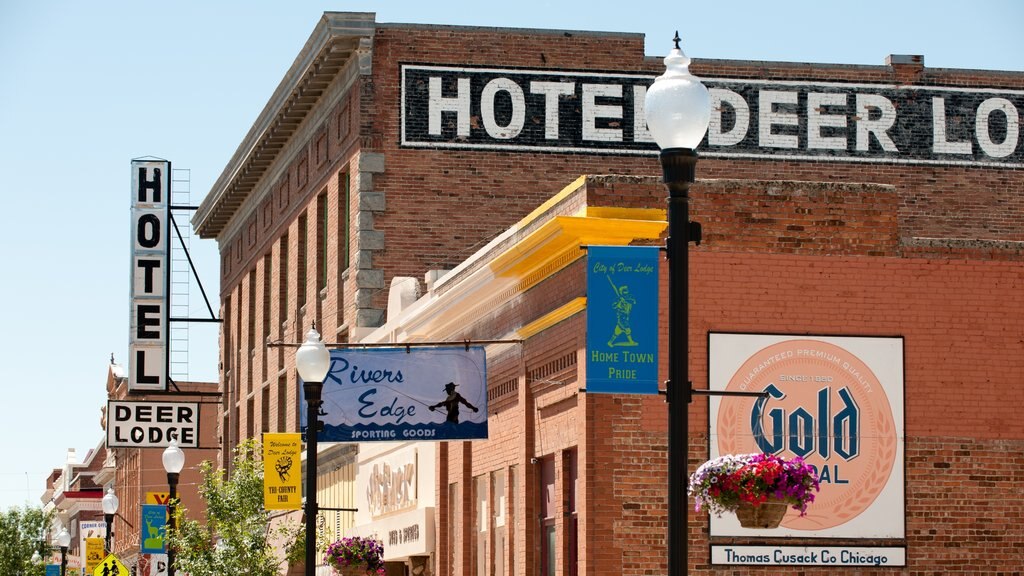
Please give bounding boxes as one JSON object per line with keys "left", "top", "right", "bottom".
{"left": 711, "top": 545, "right": 905, "bottom": 567}
{"left": 106, "top": 400, "right": 200, "bottom": 448}
{"left": 263, "top": 433, "right": 302, "bottom": 510}
{"left": 304, "top": 347, "right": 488, "bottom": 441}
{"left": 129, "top": 159, "right": 170, "bottom": 391}
{"left": 401, "top": 64, "right": 1023, "bottom": 167}
{"left": 585, "top": 246, "right": 660, "bottom": 394}
{"left": 708, "top": 333, "right": 905, "bottom": 541}
{"left": 366, "top": 450, "right": 418, "bottom": 517}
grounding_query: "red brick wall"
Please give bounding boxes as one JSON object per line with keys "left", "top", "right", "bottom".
{"left": 207, "top": 20, "right": 1024, "bottom": 575}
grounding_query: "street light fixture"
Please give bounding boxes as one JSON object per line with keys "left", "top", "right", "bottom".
{"left": 56, "top": 527, "right": 71, "bottom": 576}
{"left": 295, "top": 324, "right": 331, "bottom": 576}
{"left": 101, "top": 486, "right": 119, "bottom": 555}
{"left": 644, "top": 32, "right": 711, "bottom": 576}
{"left": 163, "top": 439, "right": 186, "bottom": 576}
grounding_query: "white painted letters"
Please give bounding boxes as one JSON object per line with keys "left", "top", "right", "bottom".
{"left": 855, "top": 94, "right": 898, "bottom": 152}
{"left": 709, "top": 88, "right": 750, "bottom": 146}
{"left": 976, "top": 97, "right": 1020, "bottom": 158}
{"left": 759, "top": 90, "right": 799, "bottom": 148}
{"left": 807, "top": 92, "right": 848, "bottom": 150}
{"left": 582, "top": 83, "right": 623, "bottom": 142}
{"left": 932, "top": 96, "right": 972, "bottom": 154}
{"left": 530, "top": 81, "right": 575, "bottom": 139}
{"left": 428, "top": 77, "right": 471, "bottom": 137}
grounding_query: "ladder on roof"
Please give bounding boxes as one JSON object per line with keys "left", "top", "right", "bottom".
{"left": 170, "top": 168, "right": 191, "bottom": 381}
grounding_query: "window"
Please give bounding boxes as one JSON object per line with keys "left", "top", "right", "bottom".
{"left": 540, "top": 457, "right": 556, "bottom": 576}
{"left": 448, "top": 483, "right": 461, "bottom": 576}
{"left": 474, "top": 475, "right": 489, "bottom": 576}
{"left": 247, "top": 270, "right": 256, "bottom": 395}
{"left": 493, "top": 470, "right": 508, "bottom": 576}
{"left": 261, "top": 385, "right": 270, "bottom": 435}
{"left": 567, "top": 449, "right": 578, "bottom": 576}
{"left": 278, "top": 234, "right": 289, "bottom": 366}
{"left": 297, "top": 213, "right": 308, "bottom": 313}
{"left": 277, "top": 375, "right": 288, "bottom": 432}
{"left": 317, "top": 192, "right": 328, "bottom": 294}
{"left": 262, "top": 254, "right": 271, "bottom": 382}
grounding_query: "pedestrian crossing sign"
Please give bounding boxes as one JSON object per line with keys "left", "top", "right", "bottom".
{"left": 93, "top": 553, "right": 128, "bottom": 576}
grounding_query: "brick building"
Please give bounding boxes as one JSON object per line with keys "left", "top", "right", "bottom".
{"left": 192, "top": 12, "right": 1023, "bottom": 575}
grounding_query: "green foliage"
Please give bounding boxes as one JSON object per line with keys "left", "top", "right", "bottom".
{"left": 167, "top": 439, "right": 301, "bottom": 576}
{"left": 0, "top": 506, "right": 53, "bottom": 576}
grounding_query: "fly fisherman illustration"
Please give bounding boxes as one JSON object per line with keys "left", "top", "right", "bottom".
{"left": 429, "top": 381, "right": 479, "bottom": 424}
{"left": 606, "top": 275, "right": 638, "bottom": 347}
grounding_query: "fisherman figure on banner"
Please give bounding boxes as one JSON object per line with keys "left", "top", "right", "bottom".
{"left": 429, "top": 382, "right": 479, "bottom": 424}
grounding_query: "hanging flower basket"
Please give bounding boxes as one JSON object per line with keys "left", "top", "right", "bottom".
{"left": 687, "top": 453, "right": 820, "bottom": 528}
{"left": 734, "top": 497, "right": 789, "bottom": 529}
{"left": 324, "top": 536, "right": 386, "bottom": 576}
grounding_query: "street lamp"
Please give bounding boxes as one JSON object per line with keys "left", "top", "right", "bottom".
{"left": 101, "top": 486, "right": 119, "bottom": 554}
{"left": 56, "top": 526, "right": 71, "bottom": 576}
{"left": 163, "top": 439, "right": 186, "bottom": 576}
{"left": 295, "top": 324, "right": 331, "bottom": 576}
{"left": 644, "top": 32, "right": 711, "bottom": 576}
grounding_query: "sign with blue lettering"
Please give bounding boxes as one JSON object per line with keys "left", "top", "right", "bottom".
{"left": 709, "top": 333, "right": 905, "bottom": 541}
{"left": 586, "top": 246, "right": 659, "bottom": 394}
{"left": 140, "top": 504, "right": 167, "bottom": 554}
{"left": 303, "top": 347, "right": 487, "bottom": 442}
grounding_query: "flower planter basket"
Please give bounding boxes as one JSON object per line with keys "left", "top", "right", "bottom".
{"left": 735, "top": 498, "right": 788, "bottom": 529}
{"left": 688, "top": 453, "right": 820, "bottom": 524}
{"left": 334, "top": 568, "right": 377, "bottom": 576}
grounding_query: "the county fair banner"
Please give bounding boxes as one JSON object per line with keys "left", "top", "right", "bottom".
{"left": 305, "top": 347, "right": 488, "bottom": 442}
{"left": 708, "top": 333, "right": 905, "bottom": 544}
{"left": 586, "top": 246, "right": 660, "bottom": 394}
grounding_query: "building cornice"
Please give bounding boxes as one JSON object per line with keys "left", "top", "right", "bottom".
{"left": 194, "top": 12, "right": 376, "bottom": 238}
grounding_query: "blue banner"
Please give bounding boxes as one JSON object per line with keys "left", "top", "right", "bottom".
{"left": 302, "top": 346, "right": 488, "bottom": 442}
{"left": 140, "top": 504, "right": 167, "bottom": 554}
{"left": 45, "top": 565, "right": 59, "bottom": 576}
{"left": 586, "top": 246, "right": 660, "bottom": 394}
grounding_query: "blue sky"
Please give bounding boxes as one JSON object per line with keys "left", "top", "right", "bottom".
{"left": 1, "top": 0, "right": 1021, "bottom": 511}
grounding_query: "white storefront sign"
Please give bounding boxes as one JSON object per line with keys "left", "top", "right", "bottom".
{"left": 106, "top": 400, "right": 200, "bottom": 448}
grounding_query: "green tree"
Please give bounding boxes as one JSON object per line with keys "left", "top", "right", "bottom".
{"left": 0, "top": 506, "right": 53, "bottom": 576}
{"left": 167, "top": 439, "right": 301, "bottom": 576}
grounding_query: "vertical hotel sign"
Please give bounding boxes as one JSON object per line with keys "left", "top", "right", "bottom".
{"left": 708, "top": 333, "right": 905, "bottom": 543}
{"left": 129, "top": 160, "right": 169, "bottom": 391}
{"left": 586, "top": 246, "right": 659, "bottom": 394}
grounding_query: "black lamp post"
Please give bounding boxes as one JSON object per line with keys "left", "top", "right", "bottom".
{"left": 644, "top": 33, "right": 712, "bottom": 576}
{"left": 101, "top": 486, "right": 119, "bottom": 555}
{"left": 163, "top": 439, "right": 186, "bottom": 576}
{"left": 296, "top": 325, "right": 331, "bottom": 576}
{"left": 56, "top": 527, "right": 71, "bottom": 576}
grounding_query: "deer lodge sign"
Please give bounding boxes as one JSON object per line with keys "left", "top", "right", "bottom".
{"left": 401, "top": 65, "right": 1023, "bottom": 167}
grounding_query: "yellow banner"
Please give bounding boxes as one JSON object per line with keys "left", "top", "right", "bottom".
{"left": 263, "top": 433, "right": 302, "bottom": 510}
{"left": 146, "top": 491, "right": 171, "bottom": 505}
{"left": 84, "top": 538, "right": 104, "bottom": 573}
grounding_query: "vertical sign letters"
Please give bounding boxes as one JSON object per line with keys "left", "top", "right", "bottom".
{"left": 130, "top": 159, "right": 170, "bottom": 391}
